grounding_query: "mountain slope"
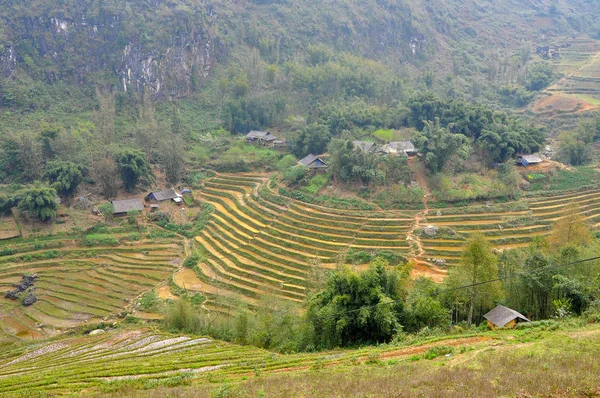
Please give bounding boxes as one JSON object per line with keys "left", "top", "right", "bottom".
{"left": 0, "top": 0, "right": 598, "bottom": 97}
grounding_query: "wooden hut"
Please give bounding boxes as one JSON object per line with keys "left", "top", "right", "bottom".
{"left": 297, "top": 154, "right": 328, "bottom": 170}
{"left": 484, "top": 305, "right": 530, "bottom": 330}
{"left": 111, "top": 198, "right": 144, "bottom": 216}
{"left": 145, "top": 188, "right": 179, "bottom": 203}
{"left": 517, "top": 155, "right": 543, "bottom": 167}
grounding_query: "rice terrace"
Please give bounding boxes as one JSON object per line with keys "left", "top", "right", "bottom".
{"left": 3, "top": 0, "right": 600, "bottom": 396}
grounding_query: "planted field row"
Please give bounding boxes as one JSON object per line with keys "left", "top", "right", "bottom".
{"left": 191, "top": 174, "right": 412, "bottom": 307}
{"left": 1, "top": 327, "right": 482, "bottom": 395}
{"left": 0, "top": 236, "right": 184, "bottom": 341}
{"left": 420, "top": 188, "right": 600, "bottom": 264}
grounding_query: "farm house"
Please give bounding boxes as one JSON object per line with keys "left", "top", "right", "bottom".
{"left": 377, "top": 141, "right": 416, "bottom": 157}
{"left": 352, "top": 141, "right": 375, "bottom": 153}
{"left": 297, "top": 154, "right": 328, "bottom": 170}
{"left": 246, "top": 131, "right": 277, "bottom": 144}
{"left": 145, "top": 188, "right": 179, "bottom": 203}
{"left": 111, "top": 198, "right": 144, "bottom": 216}
{"left": 517, "top": 155, "right": 543, "bottom": 167}
{"left": 484, "top": 305, "right": 530, "bottom": 330}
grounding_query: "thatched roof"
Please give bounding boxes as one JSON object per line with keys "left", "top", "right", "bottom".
{"left": 112, "top": 198, "right": 144, "bottom": 214}
{"left": 484, "top": 305, "right": 530, "bottom": 327}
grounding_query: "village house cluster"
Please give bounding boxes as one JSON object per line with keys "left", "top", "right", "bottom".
{"left": 109, "top": 188, "right": 191, "bottom": 216}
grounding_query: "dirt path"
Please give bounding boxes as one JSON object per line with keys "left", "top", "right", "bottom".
{"left": 406, "top": 159, "right": 447, "bottom": 281}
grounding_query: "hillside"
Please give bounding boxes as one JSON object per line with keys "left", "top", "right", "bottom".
{"left": 2, "top": 166, "right": 600, "bottom": 343}
{"left": 0, "top": 320, "right": 599, "bottom": 396}
{"left": 2, "top": 2, "right": 600, "bottom": 396}
{"left": 0, "top": 0, "right": 599, "bottom": 134}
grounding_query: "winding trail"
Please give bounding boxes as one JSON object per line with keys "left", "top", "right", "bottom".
{"left": 407, "top": 159, "right": 448, "bottom": 282}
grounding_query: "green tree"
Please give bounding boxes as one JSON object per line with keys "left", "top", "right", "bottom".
{"left": 97, "top": 202, "right": 114, "bottom": 221}
{"left": 39, "top": 123, "right": 62, "bottom": 161}
{"left": 18, "top": 185, "right": 59, "bottom": 222}
{"left": 115, "top": 149, "right": 154, "bottom": 192}
{"left": 328, "top": 140, "right": 383, "bottom": 185}
{"left": 160, "top": 137, "right": 184, "bottom": 185}
{"left": 291, "top": 124, "right": 331, "bottom": 158}
{"left": 445, "top": 234, "right": 503, "bottom": 325}
{"left": 546, "top": 204, "right": 591, "bottom": 250}
{"left": 526, "top": 62, "right": 554, "bottom": 91}
{"left": 93, "top": 155, "right": 120, "bottom": 199}
{"left": 406, "top": 277, "right": 450, "bottom": 331}
{"left": 413, "top": 119, "right": 470, "bottom": 173}
{"left": 307, "top": 258, "right": 410, "bottom": 348}
{"left": 45, "top": 161, "right": 83, "bottom": 198}
{"left": 556, "top": 130, "right": 594, "bottom": 166}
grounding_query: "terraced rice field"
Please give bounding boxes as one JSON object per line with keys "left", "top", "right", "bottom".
{"left": 187, "top": 174, "right": 418, "bottom": 310}
{"left": 0, "top": 327, "right": 494, "bottom": 395}
{"left": 420, "top": 188, "right": 600, "bottom": 266}
{"left": 187, "top": 174, "right": 600, "bottom": 307}
{"left": 0, "top": 231, "right": 184, "bottom": 342}
{"left": 533, "top": 37, "right": 600, "bottom": 115}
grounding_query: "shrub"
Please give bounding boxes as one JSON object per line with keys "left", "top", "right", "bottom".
{"left": 424, "top": 346, "right": 454, "bottom": 360}
{"left": 139, "top": 290, "right": 158, "bottom": 311}
{"left": 184, "top": 255, "right": 200, "bottom": 268}
{"left": 163, "top": 300, "right": 202, "bottom": 333}
{"left": 283, "top": 166, "right": 308, "bottom": 186}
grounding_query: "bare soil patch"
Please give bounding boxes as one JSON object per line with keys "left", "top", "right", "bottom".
{"left": 532, "top": 94, "right": 596, "bottom": 114}
{"left": 157, "top": 285, "right": 178, "bottom": 300}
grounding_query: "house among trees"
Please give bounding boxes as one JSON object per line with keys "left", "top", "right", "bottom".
{"left": 352, "top": 141, "right": 375, "bottom": 153}
{"left": 297, "top": 154, "right": 328, "bottom": 170}
{"left": 111, "top": 198, "right": 144, "bottom": 216}
{"left": 377, "top": 141, "right": 416, "bottom": 157}
{"left": 272, "top": 139, "right": 287, "bottom": 148}
{"left": 517, "top": 154, "right": 543, "bottom": 167}
{"left": 484, "top": 305, "right": 530, "bottom": 330}
{"left": 246, "top": 130, "right": 277, "bottom": 145}
{"left": 145, "top": 188, "right": 179, "bottom": 203}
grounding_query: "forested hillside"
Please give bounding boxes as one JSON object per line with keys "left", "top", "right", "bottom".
{"left": 0, "top": 0, "right": 598, "bottom": 188}
{"left": 0, "top": 0, "right": 599, "bottom": 123}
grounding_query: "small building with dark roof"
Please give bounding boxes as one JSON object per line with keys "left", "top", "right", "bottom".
{"left": 517, "top": 155, "right": 543, "bottom": 167}
{"left": 297, "top": 154, "right": 328, "bottom": 170}
{"left": 389, "top": 141, "right": 416, "bottom": 156}
{"left": 353, "top": 141, "right": 375, "bottom": 153}
{"left": 246, "top": 130, "right": 277, "bottom": 143}
{"left": 112, "top": 198, "right": 144, "bottom": 216}
{"left": 484, "top": 305, "right": 530, "bottom": 330}
{"left": 145, "top": 188, "right": 179, "bottom": 203}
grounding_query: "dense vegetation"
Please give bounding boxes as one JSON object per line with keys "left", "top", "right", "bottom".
{"left": 0, "top": 0, "right": 599, "bottom": 199}
{"left": 157, "top": 188, "right": 600, "bottom": 352}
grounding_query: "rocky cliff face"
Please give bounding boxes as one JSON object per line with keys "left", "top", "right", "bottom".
{"left": 0, "top": 0, "right": 594, "bottom": 97}
{"left": 0, "top": 2, "right": 223, "bottom": 96}
{"left": 0, "top": 44, "right": 16, "bottom": 78}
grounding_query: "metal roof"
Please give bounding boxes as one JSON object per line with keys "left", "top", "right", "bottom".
{"left": 297, "top": 154, "right": 327, "bottom": 168}
{"left": 149, "top": 188, "right": 178, "bottom": 202}
{"left": 520, "top": 155, "right": 543, "bottom": 164}
{"left": 112, "top": 198, "right": 144, "bottom": 214}
{"left": 246, "top": 131, "right": 276, "bottom": 141}
{"left": 247, "top": 130, "right": 270, "bottom": 138}
{"left": 484, "top": 305, "right": 530, "bottom": 327}
{"left": 389, "top": 141, "right": 416, "bottom": 153}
